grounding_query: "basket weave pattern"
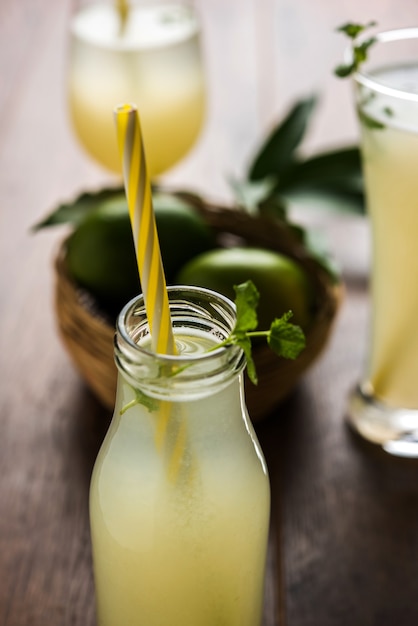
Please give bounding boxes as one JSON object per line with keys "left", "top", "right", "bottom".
{"left": 54, "top": 204, "right": 342, "bottom": 422}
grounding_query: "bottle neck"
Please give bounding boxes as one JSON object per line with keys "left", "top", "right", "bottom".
{"left": 114, "top": 286, "right": 246, "bottom": 402}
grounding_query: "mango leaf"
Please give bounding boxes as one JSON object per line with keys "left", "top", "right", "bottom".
{"left": 228, "top": 176, "right": 276, "bottom": 215}
{"left": 282, "top": 186, "right": 364, "bottom": 214}
{"left": 278, "top": 146, "right": 363, "bottom": 191}
{"left": 301, "top": 229, "right": 341, "bottom": 283}
{"left": 276, "top": 146, "right": 365, "bottom": 214}
{"left": 33, "top": 185, "right": 199, "bottom": 231}
{"left": 33, "top": 187, "right": 125, "bottom": 230}
{"left": 249, "top": 95, "right": 317, "bottom": 181}
{"left": 257, "top": 193, "right": 288, "bottom": 220}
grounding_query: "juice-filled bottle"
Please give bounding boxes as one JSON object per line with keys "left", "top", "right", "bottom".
{"left": 89, "top": 286, "right": 270, "bottom": 626}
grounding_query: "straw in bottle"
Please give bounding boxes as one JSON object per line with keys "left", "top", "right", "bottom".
{"left": 114, "top": 103, "right": 176, "bottom": 356}
{"left": 114, "top": 103, "right": 193, "bottom": 482}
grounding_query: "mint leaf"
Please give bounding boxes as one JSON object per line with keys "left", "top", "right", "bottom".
{"left": 353, "top": 36, "right": 377, "bottom": 65}
{"left": 239, "top": 334, "right": 258, "bottom": 385}
{"left": 334, "top": 63, "right": 356, "bottom": 78}
{"left": 357, "top": 108, "right": 385, "bottom": 130}
{"left": 337, "top": 21, "right": 377, "bottom": 39}
{"left": 233, "top": 281, "right": 259, "bottom": 333}
{"left": 268, "top": 313, "right": 306, "bottom": 359}
{"left": 334, "top": 21, "right": 377, "bottom": 78}
{"left": 215, "top": 281, "right": 306, "bottom": 385}
{"left": 120, "top": 388, "right": 159, "bottom": 414}
{"left": 231, "top": 281, "right": 260, "bottom": 384}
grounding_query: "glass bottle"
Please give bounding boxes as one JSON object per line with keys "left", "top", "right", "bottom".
{"left": 89, "top": 286, "right": 271, "bottom": 626}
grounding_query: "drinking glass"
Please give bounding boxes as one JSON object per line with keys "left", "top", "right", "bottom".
{"left": 67, "top": 0, "right": 206, "bottom": 177}
{"left": 347, "top": 27, "right": 418, "bottom": 456}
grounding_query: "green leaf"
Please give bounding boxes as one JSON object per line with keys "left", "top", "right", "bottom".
{"left": 240, "top": 335, "right": 258, "bottom": 385}
{"left": 282, "top": 186, "right": 365, "bottom": 216}
{"left": 357, "top": 108, "right": 385, "bottom": 130}
{"left": 33, "top": 185, "right": 201, "bottom": 232}
{"left": 268, "top": 313, "right": 306, "bottom": 359}
{"left": 233, "top": 281, "right": 259, "bottom": 333}
{"left": 32, "top": 187, "right": 125, "bottom": 230}
{"left": 248, "top": 96, "right": 317, "bottom": 181}
{"left": 301, "top": 229, "right": 341, "bottom": 283}
{"left": 228, "top": 176, "right": 277, "bottom": 216}
{"left": 279, "top": 146, "right": 363, "bottom": 190}
{"left": 336, "top": 21, "right": 377, "bottom": 39}
{"left": 120, "top": 388, "right": 159, "bottom": 414}
{"left": 334, "top": 62, "right": 357, "bottom": 78}
{"left": 276, "top": 146, "right": 365, "bottom": 213}
{"left": 353, "top": 36, "right": 376, "bottom": 66}
{"left": 257, "top": 193, "right": 288, "bottom": 220}
{"left": 218, "top": 281, "right": 306, "bottom": 385}
{"left": 334, "top": 22, "right": 377, "bottom": 78}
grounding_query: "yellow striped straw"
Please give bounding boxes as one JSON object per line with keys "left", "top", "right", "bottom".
{"left": 114, "top": 104, "right": 177, "bottom": 356}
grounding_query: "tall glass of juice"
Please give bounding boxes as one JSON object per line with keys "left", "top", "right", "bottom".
{"left": 68, "top": 1, "right": 206, "bottom": 177}
{"left": 347, "top": 27, "right": 418, "bottom": 456}
{"left": 89, "top": 286, "right": 271, "bottom": 625}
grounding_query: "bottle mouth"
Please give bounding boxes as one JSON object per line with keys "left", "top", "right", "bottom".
{"left": 114, "top": 286, "right": 245, "bottom": 400}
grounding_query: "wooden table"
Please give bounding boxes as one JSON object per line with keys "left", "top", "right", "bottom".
{"left": 2, "top": 1, "right": 418, "bottom": 624}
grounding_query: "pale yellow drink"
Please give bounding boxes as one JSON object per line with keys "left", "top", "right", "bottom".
{"left": 358, "top": 64, "right": 418, "bottom": 408}
{"left": 68, "top": 3, "right": 205, "bottom": 176}
{"left": 90, "top": 289, "right": 270, "bottom": 626}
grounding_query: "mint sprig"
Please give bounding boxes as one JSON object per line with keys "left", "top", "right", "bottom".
{"left": 214, "top": 280, "right": 306, "bottom": 385}
{"left": 334, "top": 21, "right": 377, "bottom": 78}
{"left": 120, "top": 388, "right": 158, "bottom": 415}
{"left": 121, "top": 280, "right": 306, "bottom": 414}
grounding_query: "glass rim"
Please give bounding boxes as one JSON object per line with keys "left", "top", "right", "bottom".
{"left": 70, "top": 1, "right": 201, "bottom": 53}
{"left": 115, "top": 285, "right": 246, "bottom": 398}
{"left": 347, "top": 26, "right": 418, "bottom": 102}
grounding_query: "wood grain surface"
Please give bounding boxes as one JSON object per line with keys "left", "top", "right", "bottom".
{"left": 2, "top": 1, "right": 418, "bottom": 625}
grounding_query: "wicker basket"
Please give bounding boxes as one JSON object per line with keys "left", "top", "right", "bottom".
{"left": 54, "top": 201, "right": 343, "bottom": 422}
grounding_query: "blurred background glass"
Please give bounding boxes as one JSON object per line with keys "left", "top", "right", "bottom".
{"left": 67, "top": 0, "right": 206, "bottom": 178}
